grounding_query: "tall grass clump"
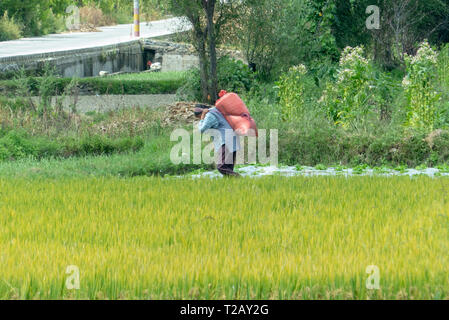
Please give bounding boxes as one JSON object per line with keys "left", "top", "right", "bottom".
{"left": 320, "top": 46, "right": 375, "bottom": 129}
{"left": 402, "top": 41, "right": 441, "bottom": 132}
{"left": 0, "top": 11, "right": 22, "bottom": 41}
{"left": 276, "top": 64, "right": 310, "bottom": 121}
{"left": 437, "top": 44, "right": 449, "bottom": 89}
{"left": 435, "top": 44, "right": 449, "bottom": 128}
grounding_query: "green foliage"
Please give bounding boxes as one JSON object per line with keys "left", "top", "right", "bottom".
{"left": 0, "top": 0, "right": 65, "bottom": 37}
{"left": 233, "top": 0, "right": 449, "bottom": 75}
{"left": 236, "top": 0, "right": 339, "bottom": 79}
{"left": 80, "top": 77, "right": 184, "bottom": 95}
{"left": 276, "top": 64, "right": 309, "bottom": 120}
{"left": 236, "top": 0, "right": 286, "bottom": 78}
{"left": 402, "top": 41, "right": 441, "bottom": 132}
{"left": 38, "top": 8, "right": 65, "bottom": 35}
{"left": 216, "top": 57, "right": 255, "bottom": 93}
{"left": 304, "top": 0, "right": 339, "bottom": 60}
{"left": 0, "top": 0, "right": 167, "bottom": 40}
{"left": 178, "top": 57, "right": 255, "bottom": 101}
{"left": 0, "top": 74, "right": 186, "bottom": 96}
{"left": 438, "top": 44, "right": 449, "bottom": 89}
{"left": 320, "top": 46, "right": 375, "bottom": 129}
{"left": 110, "top": 71, "right": 187, "bottom": 82}
{"left": 0, "top": 130, "right": 41, "bottom": 161}
{"left": 435, "top": 44, "right": 449, "bottom": 128}
{"left": 0, "top": 11, "right": 21, "bottom": 41}
{"left": 0, "top": 129, "right": 144, "bottom": 162}
{"left": 67, "top": 135, "right": 145, "bottom": 157}
{"left": 276, "top": 115, "right": 444, "bottom": 168}
{"left": 242, "top": 82, "right": 281, "bottom": 129}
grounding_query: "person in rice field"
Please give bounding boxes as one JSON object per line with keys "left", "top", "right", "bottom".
{"left": 194, "top": 104, "right": 240, "bottom": 177}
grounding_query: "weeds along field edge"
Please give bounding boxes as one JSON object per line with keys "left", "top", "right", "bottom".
{"left": 0, "top": 176, "right": 448, "bottom": 299}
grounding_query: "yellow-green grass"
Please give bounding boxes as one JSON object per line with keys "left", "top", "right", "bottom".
{"left": 109, "top": 71, "right": 188, "bottom": 82}
{"left": 0, "top": 176, "right": 448, "bottom": 299}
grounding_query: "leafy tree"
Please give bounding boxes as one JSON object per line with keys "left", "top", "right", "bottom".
{"left": 0, "top": 0, "right": 71, "bottom": 36}
{"left": 235, "top": 0, "right": 340, "bottom": 79}
{"left": 235, "top": 0, "right": 286, "bottom": 78}
{"left": 332, "top": 0, "right": 449, "bottom": 69}
{"left": 168, "top": 0, "right": 241, "bottom": 104}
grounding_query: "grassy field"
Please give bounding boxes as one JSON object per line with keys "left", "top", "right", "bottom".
{"left": 0, "top": 176, "right": 448, "bottom": 299}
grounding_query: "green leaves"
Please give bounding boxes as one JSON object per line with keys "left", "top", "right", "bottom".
{"left": 320, "top": 46, "right": 377, "bottom": 129}
{"left": 403, "top": 41, "right": 440, "bottom": 132}
{"left": 179, "top": 57, "right": 255, "bottom": 101}
{"left": 276, "top": 64, "right": 308, "bottom": 121}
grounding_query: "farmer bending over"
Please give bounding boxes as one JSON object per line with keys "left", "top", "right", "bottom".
{"left": 195, "top": 104, "right": 240, "bottom": 177}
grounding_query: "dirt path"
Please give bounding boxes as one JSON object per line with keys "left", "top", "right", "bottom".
{"left": 31, "top": 94, "right": 177, "bottom": 113}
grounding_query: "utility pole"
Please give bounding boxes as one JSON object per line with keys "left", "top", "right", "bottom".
{"left": 134, "top": 0, "right": 140, "bottom": 37}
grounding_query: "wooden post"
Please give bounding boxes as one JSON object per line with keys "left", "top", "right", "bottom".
{"left": 134, "top": 0, "right": 140, "bottom": 37}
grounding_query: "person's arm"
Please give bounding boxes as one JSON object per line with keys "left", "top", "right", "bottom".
{"left": 198, "top": 111, "right": 219, "bottom": 133}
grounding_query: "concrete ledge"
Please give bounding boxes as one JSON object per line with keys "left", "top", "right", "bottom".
{"left": 0, "top": 40, "right": 141, "bottom": 64}
{"left": 0, "top": 41, "right": 144, "bottom": 77}
{"left": 0, "top": 37, "right": 245, "bottom": 78}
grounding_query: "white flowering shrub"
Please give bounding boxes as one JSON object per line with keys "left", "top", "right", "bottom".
{"left": 320, "top": 46, "right": 375, "bottom": 128}
{"left": 277, "top": 64, "right": 308, "bottom": 120}
{"left": 403, "top": 41, "right": 441, "bottom": 131}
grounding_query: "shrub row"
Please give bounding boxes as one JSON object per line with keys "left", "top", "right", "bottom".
{"left": 0, "top": 76, "right": 186, "bottom": 96}
{"left": 0, "top": 129, "right": 144, "bottom": 161}
{"left": 279, "top": 125, "right": 449, "bottom": 168}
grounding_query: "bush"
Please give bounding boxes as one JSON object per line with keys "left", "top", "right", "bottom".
{"left": 436, "top": 44, "right": 449, "bottom": 129}
{"left": 0, "top": 130, "right": 38, "bottom": 161}
{"left": 432, "top": 130, "right": 449, "bottom": 164}
{"left": 177, "top": 57, "right": 255, "bottom": 101}
{"left": 276, "top": 117, "right": 439, "bottom": 168}
{"left": 276, "top": 64, "right": 310, "bottom": 121}
{"left": 0, "top": 76, "right": 185, "bottom": 96}
{"left": 0, "top": 11, "right": 22, "bottom": 41}
{"left": 244, "top": 82, "right": 281, "bottom": 128}
{"left": 38, "top": 8, "right": 65, "bottom": 35}
{"left": 216, "top": 56, "right": 255, "bottom": 93}
{"left": 0, "top": 129, "right": 145, "bottom": 162}
{"left": 320, "top": 46, "right": 376, "bottom": 129}
{"left": 279, "top": 117, "right": 340, "bottom": 166}
{"left": 79, "top": 6, "right": 116, "bottom": 29}
{"left": 402, "top": 41, "right": 441, "bottom": 131}
{"left": 437, "top": 44, "right": 449, "bottom": 89}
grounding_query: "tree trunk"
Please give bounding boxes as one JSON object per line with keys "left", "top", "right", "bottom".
{"left": 191, "top": 13, "right": 210, "bottom": 103}
{"left": 197, "top": 36, "right": 210, "bottom": 103}
{"left": 205, "top": 0, "right": 218, "bottom": 104}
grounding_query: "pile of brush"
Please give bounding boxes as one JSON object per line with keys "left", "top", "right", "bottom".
{"left": 162, "top": 102, "right": 206, "bottom": 126}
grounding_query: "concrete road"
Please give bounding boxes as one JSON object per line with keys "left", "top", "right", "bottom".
{"left": 0, "top": 17, "right": 190, "bottom": 59}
